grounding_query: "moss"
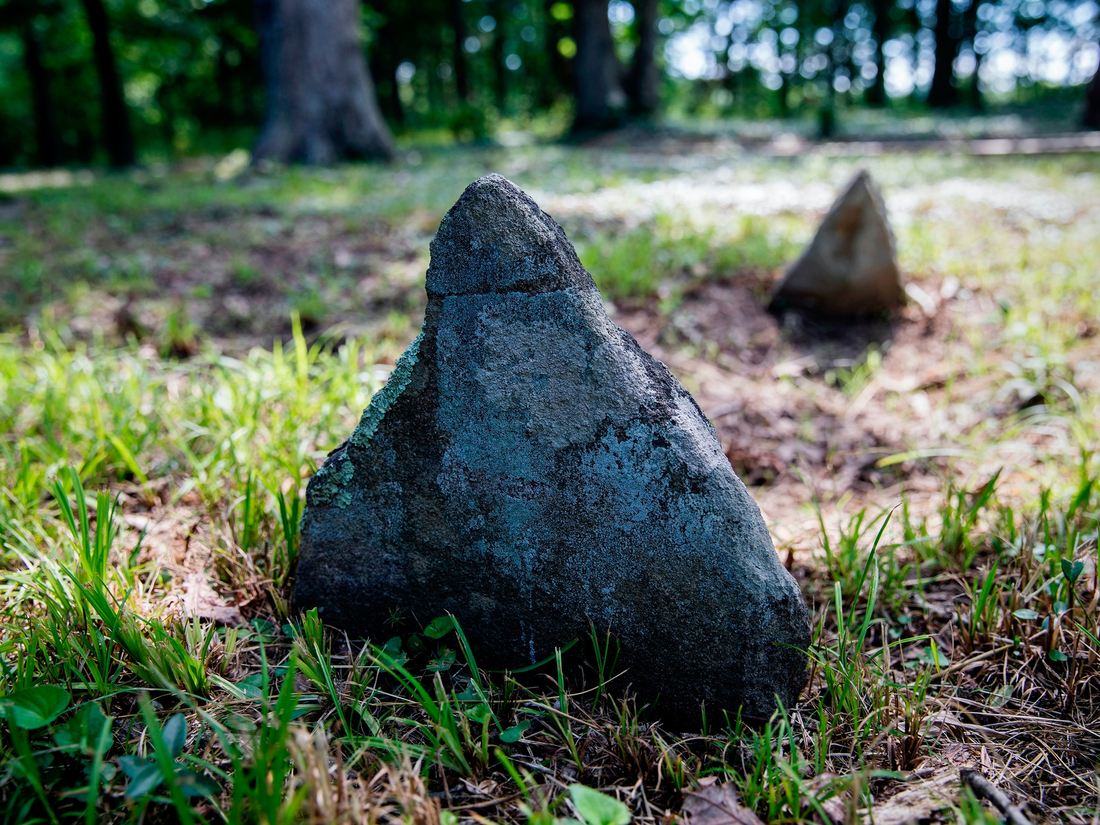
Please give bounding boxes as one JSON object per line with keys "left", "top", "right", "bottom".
{"left": 348, "top": 330, "right": 423, "bottom": 451}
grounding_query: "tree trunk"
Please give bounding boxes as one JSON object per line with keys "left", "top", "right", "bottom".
{"left": 961, "top": 0, "right": 982, "bottom": 110}
{"left": 492, "top": 0, "right": 507, "bottom": 110}
{"left": 543, "top": 0, "right": 572, "bottom": 103}
{"left": 626, "top": 0, "right": 659, "bottom": 114}
{"left": 254, "top": 0, "right": 394, "bottom": 164}
{"left": 866, "top": 0, "right": 891, "bottom": 106}
{"left": 21, "top": 21, "right": 61, "bottom": 167}
{"left": 449, "top": 0, "right": 470, "bottom": 102}
{"left": 1085, "top": 70, "right": 1100, "bottom": 128}
{"left": 80, "top": 0, "right": 135, "bottom": 168}
{"left": 1083, "top": 34, "right": 1100, "bottom": 128}
{"left": 927, "top": 0, "right": 958, "bottom": 108}
{"left": 572, "top": 0, "right": 625, "bottom": 132}
{"left": 369, "top": 37, "right": 404, "bottom": 126}
{"left": 820, "top": 46, "right": 837, "bottom": 138}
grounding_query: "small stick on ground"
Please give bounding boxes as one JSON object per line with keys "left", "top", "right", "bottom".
{"left": 960, "top": 769, "right": 1034, "bottom": 825}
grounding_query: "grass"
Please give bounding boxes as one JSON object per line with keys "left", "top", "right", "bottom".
{"left": 0, "top": 141, "right": 1099, "bottom": 822}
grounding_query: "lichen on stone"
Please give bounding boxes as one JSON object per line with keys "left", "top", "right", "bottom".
{"left": 348, "top": 331, "right": 423, "bottom": 450}
{"left": 308, "top": 449, "right": 355, "bottom": 508}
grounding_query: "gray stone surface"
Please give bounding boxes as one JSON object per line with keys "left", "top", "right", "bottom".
{"left": 770, "top": 170, "right": 904, "bottom": 318}
{"left": 293, "top": 174, "right": 810, "bottom": 723}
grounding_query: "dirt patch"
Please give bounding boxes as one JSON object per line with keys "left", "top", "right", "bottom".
{"left": 612, "top": 273, "right": 1010, "bottom": 547}
{"left": 20, "top": 204, "right": 430, "bottom": 350}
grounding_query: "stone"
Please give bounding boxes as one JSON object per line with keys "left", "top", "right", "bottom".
{"left": 769, "top": 170, "right": 904, "bottom": 318}
{"left": 293, "top": 174, "right": 810, "bottom": 723}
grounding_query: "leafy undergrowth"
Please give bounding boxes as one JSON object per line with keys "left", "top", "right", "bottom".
{"left": 0, "top": 323, "right": 1097, "bottom": 825}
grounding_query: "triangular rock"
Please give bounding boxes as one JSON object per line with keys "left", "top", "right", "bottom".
{"left": 293, "top": 174, "right": 810, "bottom": 723}
{"left": 769, "top": 170, "right": 903, "bottom": 317}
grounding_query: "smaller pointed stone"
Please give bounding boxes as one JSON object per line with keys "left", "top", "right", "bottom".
{"left": 770, "top": 170, "right": 903, "bottom": 318}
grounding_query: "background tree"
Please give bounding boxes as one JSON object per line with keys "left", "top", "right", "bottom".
{"left": 0, "top": 0, "right": 62, "bottom": 165}
{"left": 927, "top": 0, "right": 959, "bottom": 107}
{"left": 80, "top": 0, "right": 134, "bottom": 166}
{"left": 865, "top": 0, "right": 892, "bottom": 106}
{"left": 490, "top": 0, "right": 508, "bottom": 109}
{"left": 543, "top": 0, "right": 574, "bottom": 103}
{"left": 1085, "top": 36, "right": 1100, "bottom": 128}
{"left": 253, "top": 0, "right": 393, "bottom": 162}
{"left": 572, "top": 0, "right": 624, "bottom": 130}
{"left": 959, "top": 0, "right": 982, "bottom": 109}
{"left": 625, "top": 0, "right": 658, "bottom": 113}
{"left": 448, "top": 0, "right": 470, "bottom": 102}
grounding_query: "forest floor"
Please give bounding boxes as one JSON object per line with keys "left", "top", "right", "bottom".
{"left": 0, "top": 138, "right": 1098, "bottom": 824}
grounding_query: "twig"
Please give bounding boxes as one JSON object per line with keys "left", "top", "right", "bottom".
{"left": 930, "top": 643, "right": 1014, "bottom": 682}
{"left": 959, "top": 769, "right": 1033, "bottom": 825}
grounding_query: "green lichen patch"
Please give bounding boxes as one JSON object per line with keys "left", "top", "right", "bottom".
{"left": 308, "top": 449, "right": 356, "bottom": 508}
{"left": 348, "top": 330, "right": 424, "bottom": 451}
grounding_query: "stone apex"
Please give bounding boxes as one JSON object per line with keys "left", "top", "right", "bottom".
{"left": 426, "top": 174, "right": 597, "bottom": 298}
{"left": 837, "top": 168, "right": 882, "bottom": 208}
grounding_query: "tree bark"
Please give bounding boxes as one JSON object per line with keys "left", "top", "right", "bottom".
{"left": 79, "top": 0, "right": 135, "bottom": 168}
{"left": 866, "top": 0, "right": 891, "bottom": 106}
{"left": 927, "top": 0, "right": 958, "bottom": 108}
{"left": 21, "top": 21, "right": 61, "bottom": 167}
{"left": 449, "top": 0, "right": 470, "bottom": 102}
{"left": 254, "top": 0, "right": 394, "bottom": 164}
{"left": 572, "top": 0, "right": 625, "bottom": 132}
{"left": 1083, "top": 36, "right": 1100, "bottom": 128}
{"left": 626, "top": 0, "right": 659, "bottom": 114}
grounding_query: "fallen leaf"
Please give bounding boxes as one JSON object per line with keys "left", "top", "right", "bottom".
{"left": 681, "top": 783, "right": 764, "bottom": 825}
{"left": 461, "top": 778, "right": 498, "bottom": 796}
{"left": 818, "top": 796, "right": 847, "bottom": 825}
{"left": 870, "top": 767, "right": 960, "bottom": 825}
{"left": 182, "top": 573, "right": 244, "bottom": 625}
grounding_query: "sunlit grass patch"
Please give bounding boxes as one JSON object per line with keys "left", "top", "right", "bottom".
{"left": 576, "top": 214, "right": 801, "bottom": 305}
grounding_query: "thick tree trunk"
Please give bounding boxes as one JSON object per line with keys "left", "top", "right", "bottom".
{"left": 80, "top": 0, "right": 135, "bottom": 168}
{"left": 866, "top": 0, "right": 891, "bottom": 106}
{"left": 626, "top": 0, "right": 659, "bottom": 114}
{"left": 254, "top": 0, "right": 394, "bottom": 164}
{"left": 1084, "top": 36, "right": 1100, "bottom": 128}
{"left": 927, "top": 0, "right": 959, "bottom": 108}
{"left": 449, "top": 0, "right": 470, "bottom": 102}
{"left": 572, "top": 0, "right": 625, "bottom": 132}
{"left": 21, "top": 21, "right": 61, "bottom": 167}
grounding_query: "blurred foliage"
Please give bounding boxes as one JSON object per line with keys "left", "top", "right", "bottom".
{"left": 0, "top": 0, "right": 1096, "bottom": 168}
{"left": 0, "top": 0, "right": 261, "bottom": 164}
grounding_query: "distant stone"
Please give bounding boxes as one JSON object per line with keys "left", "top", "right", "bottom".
{"left": 293, "top": 174, "right": 810, "bottom": 723}
{"left": 769, "top": 170, "right": 904, "bottom": 318}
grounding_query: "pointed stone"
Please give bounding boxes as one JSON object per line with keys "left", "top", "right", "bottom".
{"left": 293, "top": 174, "right": 810, "bottom": 723}
{"left": 770, "top": 170, "right": 904, "bottom": 318}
